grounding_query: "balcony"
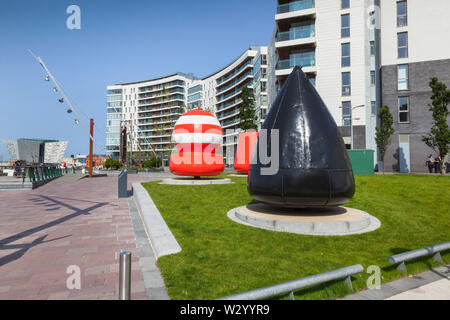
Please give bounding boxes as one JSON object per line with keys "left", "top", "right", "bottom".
{"left": 216, "top": 71, "right": 253, "bottom": 95}
{"left": 216, "top": 60, "right": 253, "bottom": 86}
{"left": 277, "top": 25, "right": 314, "bottom": 42}
{"left": 276, "top": 25, "right": 316, "bottom": 49}
{"left": 277, "top": 0, "right": 314, "bottom": 14}
{"left": 276, "top": 55, "right": 315, "bottom": 70}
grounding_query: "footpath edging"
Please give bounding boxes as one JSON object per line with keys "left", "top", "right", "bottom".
{"left": 132, "top": 183, "right": 182, "bottom": 260}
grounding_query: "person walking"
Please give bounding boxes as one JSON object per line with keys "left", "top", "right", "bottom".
{"left": 434, "top": 155, "right": 442, "bottom": 174}
{"left": 426, "top": 154, "right": 435, "bottom": 173}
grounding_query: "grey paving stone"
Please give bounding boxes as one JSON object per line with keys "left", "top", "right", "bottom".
{"left": 343, "top": 265, "right": 450, "bottom": 300}
{"left": 143, "top": 271, "right": 166, "bottom": 288}
{"left": 146, "top": 287, "right": 170, "bottom": 300}
{"left": 355, "top": 284, "right": 400, "bottom": 300}
{"left": 127, "top": 197, "right": 170, "bottom": 300}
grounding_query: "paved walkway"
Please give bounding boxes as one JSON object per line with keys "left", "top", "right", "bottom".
{"left": 344, "top": 265, "right": 450, "bottom": 300}
{"left": 0, "top": 174, "right": 152, "bottom": 300}
{"left": 386, "top": 278, "right": 450, "bottom": 300}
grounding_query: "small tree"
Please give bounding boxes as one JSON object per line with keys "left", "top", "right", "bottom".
{"left": 239, "top": 86, "right": 258, "bottom": 132}
{"left": 422, "top": 77, "right": 450, "bottom": 174}
{"left": 375, "top": 106, "right": 395, "bottom": 174}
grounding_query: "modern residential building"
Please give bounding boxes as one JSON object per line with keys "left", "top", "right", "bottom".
{"left": 269, "top": 0, "right": 450, "bottom": 173}
{"left": 195, "top": 46, "right": 269, "bottom": 164}
{"left": 379, "top": 0, "right": 450, "bottom": 173}
{"left": 106, "top": 47, "right": 268, "bottom": 166}
{"left": 106, "top": 73, "right": 197, "bottom": 162}
{"left": 105, "top": 0, "right": 449, "bottom": 172}
{"left": 269, "top": 0, "right": 380, "bottom": 163}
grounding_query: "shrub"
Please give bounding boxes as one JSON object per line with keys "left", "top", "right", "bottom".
{"left": 142, "top": 157, "right": 162, "bottom": 169}
{"left": 104, "top": 158, "right": 122, "bottom": 170}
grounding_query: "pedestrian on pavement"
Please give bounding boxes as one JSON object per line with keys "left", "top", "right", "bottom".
{"left": 434, "top": 155, "right": 442, "bottom": 174}
{"left": 426, "top": 154, "right": 435, "bottom": 173}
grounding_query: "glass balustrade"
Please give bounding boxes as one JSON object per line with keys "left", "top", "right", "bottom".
{"left": 276, "top": 54, "right": 315, "bottom": 70}
{"left": 217, "top": 71, "right": 252, "bottom": 94}
{"left": 217, "top": 60, "right": 252, "bottom": 86}
{"left": 277, "top": 0, "right": 315, "bottom": 14}
{"left": 277, "top": 25, "right": 315, "bottom": 42}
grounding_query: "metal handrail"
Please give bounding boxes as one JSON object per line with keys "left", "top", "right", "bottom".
{"left": 0, "top": 164, "right": 63, "bottom": 183}
{"left": 388, "top": 241, "right": 450, "bottom": 276}
{"left": 218, "top": 264, "right": 364, "bottom": 300}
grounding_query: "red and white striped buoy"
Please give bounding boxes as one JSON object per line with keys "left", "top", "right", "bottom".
{"left": 170, "top": 109, "right": 224, "bottom": 177}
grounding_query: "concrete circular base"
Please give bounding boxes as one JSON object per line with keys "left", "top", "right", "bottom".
{"left": 227, "top": 203, "right": 381, "bottom": 236}
{"left": 159, "top": 178, "right": 232, "bottom": 185}
{"left": 228, "top": 174, "right": 248, "bottom": 177}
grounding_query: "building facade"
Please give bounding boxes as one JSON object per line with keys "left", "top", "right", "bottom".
{"left": 106, "top": 73, "right": 197, "bottom": 162}
{"left": 106, "top": 47, "right": 268, "bottom": 166}
{"left": 194, "top": 46, "right": 269, "bottom": 165}
{"left": 2, "top": 139, "right": 68, "bottom": 164}
{"left": 269, "top": 0, "right": 379, "bottom": 163}
{"left": 105, "top": 0, "right": 449, "bottom": 172}
{"left": 379, "top": 0, "right": 450, "bottom": 173}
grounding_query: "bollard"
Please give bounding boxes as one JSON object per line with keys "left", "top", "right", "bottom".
{"left": 118, "top": 170, "right": 128, "bottom": 198}
{"left": 119, "top": 251, "right": 132, "bottom": 300}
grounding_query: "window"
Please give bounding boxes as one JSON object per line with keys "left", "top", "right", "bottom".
{"left": 370, "top": 71, "right": 376, "bottom": 86}
{"left": 341, "top": 0, "right": 350, "bottom": 9}
{"left": 369, "top": 10, "right": 376, "bottom": 26}
{"left": 371, "top": 101, "right": 377, "bottom": 115}
{"left": 397, "top": 1, "right": 407, "bottom": 27}
{"left": 341, "top": 43, "right": 351, "bottom": 67}
{"left": 261, "top": 55, "right": 267, "bottom": 65}
{"left": 398, "top": 65, "right": 409, "bottom": 90}
{"left": 342, "top": 72, "right": 351, "bottom": 96}
{"left": 398, "top": 32, "right": 408, "bottom": 58}
{"left": 261, "top": 82, "right": 267, "bottom": 93}
{"left": 341, "top": 14, "right": 350, "bottom": 38}
{"left": 398, "top": 96, "right": 410, "bottom": 123}
{"left": 342, "top": 102, "right": 352, "bottom": 126}
{"left": 261, "top": 68, "right": 267, "bottom": 79}
{"left": 370, "top": 41, "right": 375, "bottom": 56}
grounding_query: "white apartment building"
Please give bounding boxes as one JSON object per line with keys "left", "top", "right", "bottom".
{"left": 269, "top": 0, "right": 380, "bottom": 165}
{"left": 107, "top": 47, "right": 268, "bottom": 166}
{"left": 106, "top": 73, "right": 197, "bottom": 162}
{"left": 106, "top": 0, "right": 449, "bottom": 172}
{"left": 190, "top": 46, "right": 269, "bottom": 164}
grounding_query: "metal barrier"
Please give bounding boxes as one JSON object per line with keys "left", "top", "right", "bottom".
{"left": 388, "top": 241, "right": 450, "bottom": 276}
{"left": 1, "top": 164, "right": 62, "bottom": 184}
{"left": 118, "top": 170, "right": 128, "bottom": 198}
{"left": 119, "top": 251, "right": 132, "bottom": 300}
{"left": 26, "top": 165, "right": 63, "bottom": 183}
{"left": 218, "top": 264, "right": 364, "bottom": 300}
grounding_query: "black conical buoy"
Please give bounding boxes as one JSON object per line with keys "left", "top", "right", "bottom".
{"left": 248, "top": 67, "right": 355, "bottom": 208}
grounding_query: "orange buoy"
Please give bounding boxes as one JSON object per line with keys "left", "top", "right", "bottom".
{"left": 169, "top": 109, "right": 224, "bottom": 177}
{"left": 234, "top": 131, "right": 259, "bottom": 173}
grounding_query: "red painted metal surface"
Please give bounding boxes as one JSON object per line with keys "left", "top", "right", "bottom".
{"left": 169, "top": 110, "right": 224, "bottom": 177}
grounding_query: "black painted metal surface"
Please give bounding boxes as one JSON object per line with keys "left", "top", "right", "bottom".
{"left": 248, "top": 67, "right": 355, "bottom": 208}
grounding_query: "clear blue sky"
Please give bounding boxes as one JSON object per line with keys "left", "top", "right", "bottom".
{"left": 0, "top": 0, "right": 275, "bottom": 161}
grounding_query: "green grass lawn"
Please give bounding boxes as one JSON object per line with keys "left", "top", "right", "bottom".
{"left": 142, "top": 174, "right": 450, "bottom": 300}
